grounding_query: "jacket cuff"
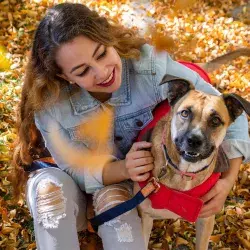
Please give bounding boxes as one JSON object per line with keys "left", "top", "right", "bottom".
{"left": 221, "top": 139, "right": 250, "bottom": 164}
{"left": 83, "top": 155, "right": 118, "bottom": 194}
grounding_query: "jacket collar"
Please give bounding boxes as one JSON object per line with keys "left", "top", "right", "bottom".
{"left": 68, "top": 59, "right": 131, "bottom": 115}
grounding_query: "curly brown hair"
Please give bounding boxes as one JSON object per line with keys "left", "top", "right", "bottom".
{"left": 12, "top": 2, "right": 146, "bottom": 199}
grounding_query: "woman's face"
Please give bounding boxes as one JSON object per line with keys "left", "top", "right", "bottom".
{"left": 56, "top": 35, "right": 122, "bottom": 100}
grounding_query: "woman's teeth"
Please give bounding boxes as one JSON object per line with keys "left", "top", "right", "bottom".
{"left": 99, "top": 72, "right": 113, "bottom": 85}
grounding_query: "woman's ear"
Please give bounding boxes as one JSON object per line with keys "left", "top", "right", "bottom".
{"left": 56, "top": 74, "right": 74, "bottom": 84}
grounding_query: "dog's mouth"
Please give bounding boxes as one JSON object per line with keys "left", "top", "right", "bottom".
{"left": 184, "top": 151, "right": 200, "bottom": 157}
{"left": 179, "top": 146, "right": 215, "bottom": 163}
{"left": 181, "top": 151, "right": 200, "bottom": 162}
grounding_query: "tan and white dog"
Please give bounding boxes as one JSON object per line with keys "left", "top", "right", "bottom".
{"left": 134, "top": 77, "right": 250, "bottom": 250}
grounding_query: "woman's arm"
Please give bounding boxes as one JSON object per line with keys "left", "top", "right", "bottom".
{"left": 35, "top": 109, "right": 154, "bottom": 193}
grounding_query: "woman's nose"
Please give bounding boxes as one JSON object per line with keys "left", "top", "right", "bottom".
{"left": 93, "top": 63, "right": 107, "bottom": 81}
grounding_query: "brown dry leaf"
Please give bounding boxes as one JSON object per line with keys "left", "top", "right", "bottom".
{"left": 236, "top": 230, "right": 250, "bottom": 249}
{"left": 21, "top": 229, "right": 30, "bottom": 242}
{"left": 175, "top": 236, "right": 188, "bottom": 246}
{"left": 237, "top": 189, "right": 250, "bottom": 196}
{"left": 240, "top": 171, "right": 248, "bottom": 185}
{"left": 27, "top": 242, "right": 36, "bottom": 250}
{"left": 0, "top": 207, "right": 10, "bottom": 223}
{"left": 1, "top": 226, "right": 14, "bottom": 235}
{"left": 243, "top": 219, "right": 250, "bottom": 227}
{"left": 244, "top": 211, "right": 250, "bottom": 219}
{"left": 210, "top": 234, "right": 224, "bottom": 243}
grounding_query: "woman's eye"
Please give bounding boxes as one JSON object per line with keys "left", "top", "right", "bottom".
{"left": 97, "top": 48, "right": 107, "bottom": 60}
{"left": 211, "top": 117, "right": 222, "bottom": 127}
{"left": 77, "top": 67, "right": 90, "bottom": 77}
{"left": 180, "top": 110, "right": 190, "bottom": 118}
{"left": 76, "top": 47, "right": 107, "bottom": 77}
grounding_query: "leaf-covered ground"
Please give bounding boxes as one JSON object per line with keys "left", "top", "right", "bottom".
{"left": 0, "top": 0, "right": 249, "bottom": 249}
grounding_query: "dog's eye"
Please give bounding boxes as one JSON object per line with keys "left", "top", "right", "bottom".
{"left": 211, "top": 117, "right": 222, "bottom": 127}
{"left": 180, "top": 110, "right": 190, "bottom": 118}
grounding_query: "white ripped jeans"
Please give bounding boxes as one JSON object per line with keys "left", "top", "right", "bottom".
{"left": 26, "top": 167, "right": 146, "bottom": 250}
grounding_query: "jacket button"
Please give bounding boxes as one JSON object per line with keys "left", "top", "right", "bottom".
{"left": 136, "top": 120, "right": 143, "bottom": 127}
{"left": 115, "top": 136, "right": 123, "bottom": 141}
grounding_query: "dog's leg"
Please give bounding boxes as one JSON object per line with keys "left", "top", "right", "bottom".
{"left": 141, "top": 212, "right": 154, "bottom": 248}
{"left": 195, "top": 215, "right": 215, "bottom": 250}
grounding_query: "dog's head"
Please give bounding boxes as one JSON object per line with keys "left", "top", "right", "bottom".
{"left": 160, "top": 74, "right": 250, "bottom": 163}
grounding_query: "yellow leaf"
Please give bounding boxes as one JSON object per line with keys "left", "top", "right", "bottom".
{"left": 0, "top": 45, "right": 10, "bottom": 71}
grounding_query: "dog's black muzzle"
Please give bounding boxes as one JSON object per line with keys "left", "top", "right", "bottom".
{"left": 175, "top": 131, "right": 214, "bottom": 163}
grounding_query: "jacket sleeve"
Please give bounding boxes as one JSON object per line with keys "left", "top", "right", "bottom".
{"left": 34, "top": 107, "right": 114, "bottom": 194}
{"left": 155, "top": 50, "right": 250, "bottom": 163}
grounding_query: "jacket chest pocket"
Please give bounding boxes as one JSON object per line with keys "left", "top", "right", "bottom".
{"left": 67, "top": 125, "right": 93, "bottom": 148}
{"left": 67, "top": 124, "right": 114, "bottom": 153}
{"left": 115, "top": 109, "right": 153, "bottom": 154}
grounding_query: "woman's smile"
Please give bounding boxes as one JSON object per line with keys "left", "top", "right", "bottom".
{"left": 97, "top": 68, "right": 115, "bottom": 87}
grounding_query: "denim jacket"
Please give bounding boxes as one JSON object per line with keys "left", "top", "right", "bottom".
{"left": 35, "top": 44, "right": 250, "bottom": 194}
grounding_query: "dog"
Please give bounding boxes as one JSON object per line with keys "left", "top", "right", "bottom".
{"left": 134, "top": 76, "right": 250, "bottom": 250}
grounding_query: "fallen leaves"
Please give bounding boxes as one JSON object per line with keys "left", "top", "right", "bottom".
{"left": 0, "top": 0, "right": 249, "bottom": 249}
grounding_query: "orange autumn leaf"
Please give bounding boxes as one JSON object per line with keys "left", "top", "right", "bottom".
{"left": 79, "top": 108, "right": 113, "bottom": 146}
{"left": 150, "top": 29, "right": 177, "bottom": 53}
{"left": 172, "top": 0, "right": 198, "bottom": 11}
{"left": 210, "top": 234, "right": 224, "bottom": 243}
{"left": 50, "top": 109, "right": 114, "bottom": 169}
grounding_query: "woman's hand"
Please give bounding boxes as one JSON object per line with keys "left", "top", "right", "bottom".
{"left": 198, "top": 178, "right": 234, "bottom": 218}
{"left": 125, "top": 141, "right": 154, "bottom": 182}
{"left": 199, "top": 157, "right": 242, "bottom": 218}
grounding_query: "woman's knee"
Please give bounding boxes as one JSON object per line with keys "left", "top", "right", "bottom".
{"left": 26, "top": 168, "right": 86, "bottom": 230}
{"left": 35, "top": 177, "right": 67, "bottom": 229}
{"left": 93, "top": 182, "right": 132, "bottom": 215}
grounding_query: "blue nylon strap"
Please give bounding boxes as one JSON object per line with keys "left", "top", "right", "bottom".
{"left": 90, "top": 191, "right": 147, "bottom": 232}
{"left": 25, "top": 160, "right": 59, "bottom": 172}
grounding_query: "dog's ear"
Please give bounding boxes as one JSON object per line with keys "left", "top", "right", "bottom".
{"left": 223, "top": 93, "right": 250, "bottom": 121}
{"left": 160, "top": 74, "right": 194, "bottom": 106}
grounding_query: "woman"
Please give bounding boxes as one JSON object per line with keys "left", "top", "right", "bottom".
{"left": 13, "top": 3, "right": 250, "bottom": 250}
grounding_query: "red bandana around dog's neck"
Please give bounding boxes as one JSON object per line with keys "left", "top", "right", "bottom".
{"left": 138, "top": 173, "right": 220, "bottom": 222}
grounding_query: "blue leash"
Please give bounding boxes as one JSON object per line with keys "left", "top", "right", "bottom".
{"left": 25, "top": 160, "right": 59, "bottom": 172}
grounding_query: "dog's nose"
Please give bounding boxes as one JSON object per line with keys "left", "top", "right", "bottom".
{"left": 187, "top": 134, "right": 203, "bottom": 148}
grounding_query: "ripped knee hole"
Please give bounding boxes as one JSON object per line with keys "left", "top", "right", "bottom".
{"left": 93, "top": 184, "right": 132, "bottom": 215}
{"left": 36, "top": 178, "right": 67, "bottom": 229}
